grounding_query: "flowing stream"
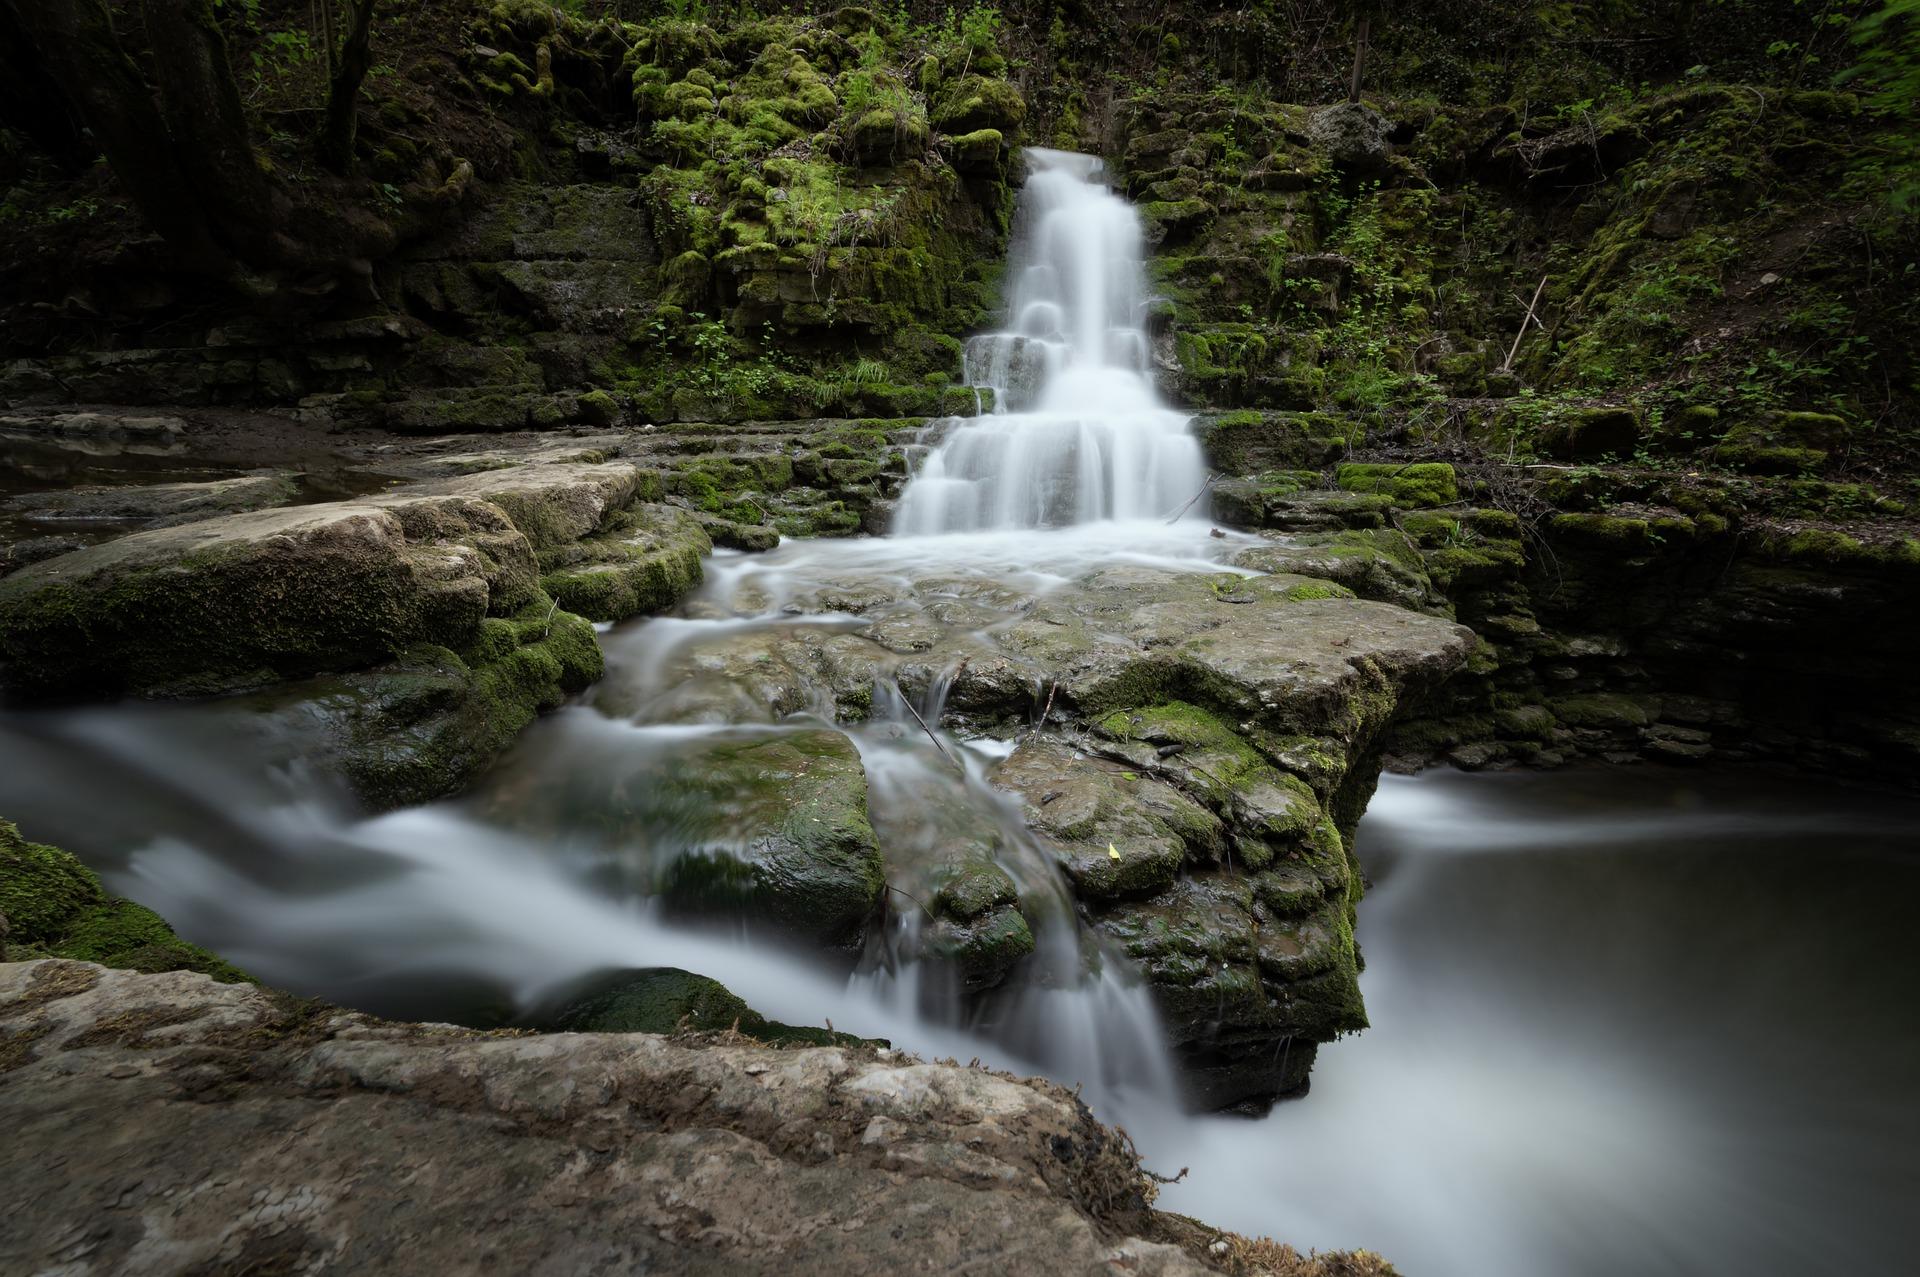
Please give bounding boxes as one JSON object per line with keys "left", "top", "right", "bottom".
{"left": 4, "top": 148, "right": 1916, "bottom": 1272}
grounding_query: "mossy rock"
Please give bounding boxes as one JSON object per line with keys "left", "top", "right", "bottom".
{"left": 946, "top": 127, "right": 1004, "bottom": 173}
{"left": 1539, "top": 407, "right": 1641, "bottom": 460}
{"left": 652, "top": 730, "right": 885, "bottom": 951}
{"left": 0, "top": 819, "right": 247, "bottom": 982}
{"left": 0, "top": 497, "right": 537, "bottom": 699}
{"left": 1334, "top": 462, "right": 1458, "bottom": 508}
{"left": 1193, "top": 410, "right": 1354, "bottom": 472}
{"left": 539, "top": 504, "right": 712, "bottom": 623}
{"left": 327, "top": 598, "right": 604, "bottom": 811}
{"left": 931, "top": 74, "right": 1025, "bottom": 134}
{"left": 924, "top": 903, "right": 1036, "bottom": 993}
{"left": 551, "top": 967, "right": 867, "bottom": 1046}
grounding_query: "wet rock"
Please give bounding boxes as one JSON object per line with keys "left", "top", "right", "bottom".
{"left": 648, "top": 730, "right": 884, "bottom": 950}
{"left": 0, "top": 959, "right": 1230, "bottom": 1275}
{"left": 995, "top": 737, "right": 1214, "bottom": 901}
{"left": 307, "top": 611, "right": 604, "bottom": 811}
{"left": 550, "top": 967, "right": 861, "bottom": 1046}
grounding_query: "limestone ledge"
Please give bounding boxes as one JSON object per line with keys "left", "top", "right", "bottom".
{"left": 0, "top": 959, "right": 1251, "bottom": 1277}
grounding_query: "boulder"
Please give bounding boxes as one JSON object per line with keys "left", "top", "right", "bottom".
{"left": 0, "top": 496, "right": 537, "bottom": 697}
{"left": 1307, "top": 101, "right": 1393, "bottom": 172}
{"left": 539, "top": 502, "right": 711, "bottom": 622}
{"left": 0, "top": 959, "right": 1259, "bottom": 1276}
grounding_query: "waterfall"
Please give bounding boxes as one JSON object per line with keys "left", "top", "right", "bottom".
{"left": 892, "top": 148, "right": 1207, "bottom": 534}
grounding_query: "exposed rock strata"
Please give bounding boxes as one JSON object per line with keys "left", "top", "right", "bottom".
{"left": 0, "top": 960, "right": 1260, "bottom": 1277}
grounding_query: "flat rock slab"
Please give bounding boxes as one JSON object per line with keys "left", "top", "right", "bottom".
{"left": 0, "top": 494, "right": 539, "bottom": 696}
{"left": 5, "top": 472, "right": 300, "bottom": 526}
{"left": 0, "top": 960, "right": 1212, "bottom": 1276}
{"left": 0, "top": 458, "right": 686, "bottom": 697}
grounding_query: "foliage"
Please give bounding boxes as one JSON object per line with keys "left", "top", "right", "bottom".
{"left": 1841, "top": 0, "right": 1920, "bottom": 209}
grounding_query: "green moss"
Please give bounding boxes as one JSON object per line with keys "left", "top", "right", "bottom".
{"left": 338, "top": 599, "right": 605, "bottom": 811}
{"left": 1335, "top": 462, "right": 1458, "bottom": 507}
{"left": 653, "top": 730, "right": 885, "bottom": 950}
{"left": 1283, "top": 581, "right": 1357, "bottom": 602}
{"left": 577, "top": 389, "right": 620, "bottom": 426}
{"left": 0, "top": 819, "right": 248, "bottom": 982}
{"left": 553, "top": 967, "right": 866, "bottom": 1046}
{"left": 1549, "top": 512, "right": 1655, "bottom": 550}
{"left": 538, "top": 506, "right": 711, "bottom": 623}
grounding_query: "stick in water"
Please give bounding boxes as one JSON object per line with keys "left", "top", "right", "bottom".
{"left": 1164, "top": 471, "right": 1216, "bottom": 524}
{"left": 900, "top": 690, "right": 963, "bottom": 772}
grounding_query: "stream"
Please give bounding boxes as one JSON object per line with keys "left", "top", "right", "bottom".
{"left": 3, "top": 145, "right": 1914, "bottom": 1274}
{"left": 1153, "top": 765, "right": 1920, "bottom": 1275}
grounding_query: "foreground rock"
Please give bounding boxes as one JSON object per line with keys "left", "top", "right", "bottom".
{"left": 0, "top": 961, "right": 1390, "bottom": 1276}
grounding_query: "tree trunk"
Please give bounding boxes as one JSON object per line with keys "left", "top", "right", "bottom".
{"left": 0, "top": 6, "right": 93, "bottom": 171}
{"left": 139, "top": 0, "right": 289, "bottom": 264}
{"left": 0, "top": 0, "right": 232, "bottom": 274}
{"left": 319, "top": 0, "right": 378, "bottom": 174}
{"left": 1348, "top": 16, "right": 1370, "bottom": 103}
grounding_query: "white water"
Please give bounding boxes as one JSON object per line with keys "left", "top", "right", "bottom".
{"left": 3, "top": 150, "right": 1918, "bottom": 1275}
{"left": 892, "top": 147, "right": 1206, "bottom": 533}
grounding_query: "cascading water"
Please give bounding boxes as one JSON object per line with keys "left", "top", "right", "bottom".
{"left": 892, "top": 148, "right": 1207, "bottom": 533}
{"left": 0, "top": 148, "right": 1227, "bottom": 1110}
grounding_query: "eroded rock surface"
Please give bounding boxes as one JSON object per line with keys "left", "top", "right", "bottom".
{"left": 0, "top": 960, "right": 1219, "bottom": 1276}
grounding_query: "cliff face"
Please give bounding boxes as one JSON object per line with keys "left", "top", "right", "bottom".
{"left": 0, "top": 959, "right": 1389, "bottom": 1276}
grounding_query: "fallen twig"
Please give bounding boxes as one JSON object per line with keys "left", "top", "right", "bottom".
{"left": 900, "top": 692, "right": 963, "bottom": 773}
{"left": 1164, "top": 471, "right": 1216, "bottom": 524}
{"left": 1502, "top": 275, "right": 1549, "bottom": 371}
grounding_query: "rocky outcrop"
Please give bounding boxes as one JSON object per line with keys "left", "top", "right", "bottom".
{"left": 0, "top": 959, "right": 1281, "bottom": 1276}
{"left": 1201, "top": 445, "right": 1920, "bottom": 782}
{"left": 605, "top": 549, "right": 1472, "bottom": 1106}
{"left": 0, "top": 449, "right": 721, "bottom": 808}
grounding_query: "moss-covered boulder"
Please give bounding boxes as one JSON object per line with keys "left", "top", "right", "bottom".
{"left": 550, "top": 967, "right": 864, "bottom": 1046}
{"left": 539, "top": 503, "right": 711, "bottom": 623}
{"left": 1193, "top": 409, "right": 1356, "bottom": 472}
{"left": 0, "top": 495, "right": 538, "bottom": 698}
{"left": 1334, "top": 462, "right": 1459, "bottom": 508}
{"left": 996, "top": 737, "right": 1213, "bottom": 900}
{"left": 0, "top": 819, "right": 246, "bottom": 982}
{"left": 1307, "top": 101, "right": 1393, "bottom": 172}
{"left": 992, "top": 700, "right": 1374, "bottom": 1110}
{"left": 652, "top": 730, "right": 886, "bottom": 951}
{"left": 931, "top": 74, "right": 1025, "bottom": 134}
{"left": 315, "top": 598, "right": 605, "bottom": 811}
{"left": 924, "top": 857, "right": 1035, "bottom": 992}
